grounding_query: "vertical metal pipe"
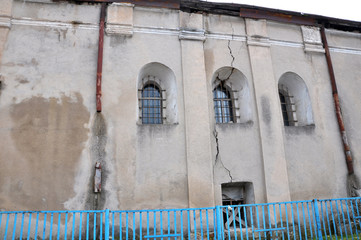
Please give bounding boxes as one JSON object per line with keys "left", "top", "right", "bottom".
{"left": 96, "top": 3, "right": 107, "bottom": 112}
{"left": 320, "top": 26, "right": 354, "bottom": 175}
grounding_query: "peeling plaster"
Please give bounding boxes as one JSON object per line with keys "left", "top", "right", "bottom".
{"left": 4, "top": 94, "right": 90, "bottom": 210}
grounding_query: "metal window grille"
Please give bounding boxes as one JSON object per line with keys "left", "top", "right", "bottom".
{"left": 213, "top": 84, "right": 235, "bottom": 123}
{"left": 279, "top": 85, "right": 297, "bottom": 126}
{"left": 139, "top": 81, "right": 165, "bottom": 124}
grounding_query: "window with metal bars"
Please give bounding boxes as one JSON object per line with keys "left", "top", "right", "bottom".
{"left": 213, "top": 84, "right": 235, "bottom": 123}
{"left": 279, "top": 88, "right": 297, "bottom": 126}
{"left": 139, "top": 82, "right": 164, "bottom": 124}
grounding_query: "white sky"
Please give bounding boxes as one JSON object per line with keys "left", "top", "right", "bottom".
{"left": 205, "top": 0, "right": 361, "bottom": 22}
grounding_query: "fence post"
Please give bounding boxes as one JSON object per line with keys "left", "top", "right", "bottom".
{"left": 313, "top": 199, "right": 323, "bottom": 239}
{"left": 105, "top": 209, "right": 110, "bottom": 240}
{"left": 216, "top": 206, "right": 222, "bottom": 240}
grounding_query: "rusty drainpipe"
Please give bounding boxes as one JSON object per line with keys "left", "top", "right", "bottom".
{"left": 96, "top": 3, "right": 107, "bottom": 112}
{"left": 320, "top": 26, "right": 354, "bottom": 175}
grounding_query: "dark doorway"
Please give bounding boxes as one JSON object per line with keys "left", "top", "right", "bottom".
{"left": 221, "top": 182, "right": 254, "bottom": 228}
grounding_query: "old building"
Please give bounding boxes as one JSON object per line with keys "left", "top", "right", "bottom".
{"left": 0, "top": 0, "right": 360, "bottom": 211}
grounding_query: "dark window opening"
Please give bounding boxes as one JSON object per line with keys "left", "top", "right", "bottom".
{"left": 140, "top": 82, "right": 163, "bottom": 124}
{"left": 213, "top": 84, "right": 234, "bottom": 123}
{"left": 279, "top": 89, "right": 297, "bottom": 126}
{"left": 279, "top": 92, "right": 290, "bottom": 126}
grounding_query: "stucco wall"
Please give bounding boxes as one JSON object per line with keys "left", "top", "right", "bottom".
{"left": 327, "top": 29, "right": 361, "bottom": 182}
{"left": 0, "top": 1, "right": 99, "bottom": 210}
{"left": 203, "top": 15, "right": 267, "bottom": 204}
{"left": 268, "top": 22, "right": 348, "bottom": 200}
{"left": 0, "top": 0, "right": 360, "bottom": 211}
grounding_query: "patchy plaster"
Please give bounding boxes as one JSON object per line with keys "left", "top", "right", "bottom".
{"left": 3, "top": 94, "right": 89, "bottom": 210}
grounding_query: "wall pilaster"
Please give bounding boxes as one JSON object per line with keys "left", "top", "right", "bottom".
{"left": 0, "top": 0, "right": 12, "bottom": 66}
{"left": 246, "top": 19, "right": 291, "bottom": 203}
{"left": 179, "top": 11, "right": 214, "bottom": 207}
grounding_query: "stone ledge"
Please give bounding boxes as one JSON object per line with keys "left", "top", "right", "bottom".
{"left": 247, "top": 36, "right": 270, "bottom": 47}
{"left": 0, "top": 16, "right": 11, "bottom": 29}
{"left": 304, "top": 43, "right": 325, "bottom": 53}
{"left": 179, "top": 30, "right": 206, "bottom": 41}
{"left": 106, "top": 24, "right": 133, "bottom": 36}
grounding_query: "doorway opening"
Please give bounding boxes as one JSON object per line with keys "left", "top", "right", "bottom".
{"left": 221, "top": 182, "right": 254, "bottom": 229}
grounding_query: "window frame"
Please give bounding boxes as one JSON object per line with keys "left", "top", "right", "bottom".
{"left": 279, "top": 85, "right": 297, "bottom": 126}
{"left": 138, "top": 79, "right": 165, "bottom": 124}
{"left": 213, "top": 83, "right": 236, "bottom": 124}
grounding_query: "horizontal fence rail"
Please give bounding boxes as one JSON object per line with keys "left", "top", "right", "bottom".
{"left": 0, "top": 197, "right": 360, "bottom": 239}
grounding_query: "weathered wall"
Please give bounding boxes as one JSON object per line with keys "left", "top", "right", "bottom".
{"left": 0, "top": 0, "right": 360, "bottom": 211}
{"left": 101, "top": 6, "right": 189, "bottom": 209}
{"left": 0, "top": 1, "right": 98, "bottom": 210}
{"left": 326, "top": 29, "right": 361, "bottom": 183}
{"left": 268, "top": 21, "right": 348, "bottom": 200}
{"left": 0, "top": 0, "right": 12, "bottom": 64}
{"left": 203, "top": 14, "right": 267, "bottom": 204}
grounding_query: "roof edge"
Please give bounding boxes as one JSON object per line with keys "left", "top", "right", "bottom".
{"left": 57, "top": 0, "right": 361, "bottom": 32}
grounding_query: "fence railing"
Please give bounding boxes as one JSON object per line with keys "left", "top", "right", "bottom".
{"left": 0, "top": 197, "right": 360, "bottom": 239}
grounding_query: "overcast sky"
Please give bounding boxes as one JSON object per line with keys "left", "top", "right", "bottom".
{"left": 205, "top": 0, "right": 361, "bottom": 22}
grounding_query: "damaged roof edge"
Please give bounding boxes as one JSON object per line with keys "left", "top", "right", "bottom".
{"left": 55, "top": 0, "right": 181, "bottom": 9}
{"left": 183, "top": 0, "right": 361, "bottom": 32}
{"left": 60, "top": 0, "right": 361, "bottom": 32}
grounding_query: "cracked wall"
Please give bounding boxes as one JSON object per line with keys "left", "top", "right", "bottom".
{"left": 268, "top": 21, "right": 350, "bottom": 200}
{"left": 204, "top": 15, "right": 267, "bottom": 204}
{"left": 0, "top": 0, "right": 359, "bottom": 212}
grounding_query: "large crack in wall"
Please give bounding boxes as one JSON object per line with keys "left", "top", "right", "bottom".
{"left": 212, "top": 33, "right": 238, "bottom": 183}
{"left": 227, "top": 40, "right": 235, "bottom": 68}
{"left": 228, "top": 20, "right": 235, "bottom": 68}
{"left": 213, "top": 128, "right": 233, "bottom": 182}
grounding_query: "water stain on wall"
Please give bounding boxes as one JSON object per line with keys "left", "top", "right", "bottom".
{"left": 261, "top": 96, "right": 271, "bottom": 125}
{"left": 85, "top": 112, "right": 108, "bottom": 210}
{"left": 5, "top": 94, "right": 89, "bottom": 210}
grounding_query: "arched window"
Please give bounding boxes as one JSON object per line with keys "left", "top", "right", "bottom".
{"left": 211, "top": 67, "right": 252, "bottom": 124}
{"left": 138, "top": 63, "right": 177, "bottom": 124}
{"left": 140, "top": 82, "right": 163, "bottom": 124}
{"left": 213, "top": 84, "right": 234, "bottom": 123}
{"left": 278, "top": 72, "right": 314, "bottom": 126}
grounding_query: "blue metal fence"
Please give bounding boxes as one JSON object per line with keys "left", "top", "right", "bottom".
{"left": 0, "top": 197, "right": 360, "bottom": 239}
